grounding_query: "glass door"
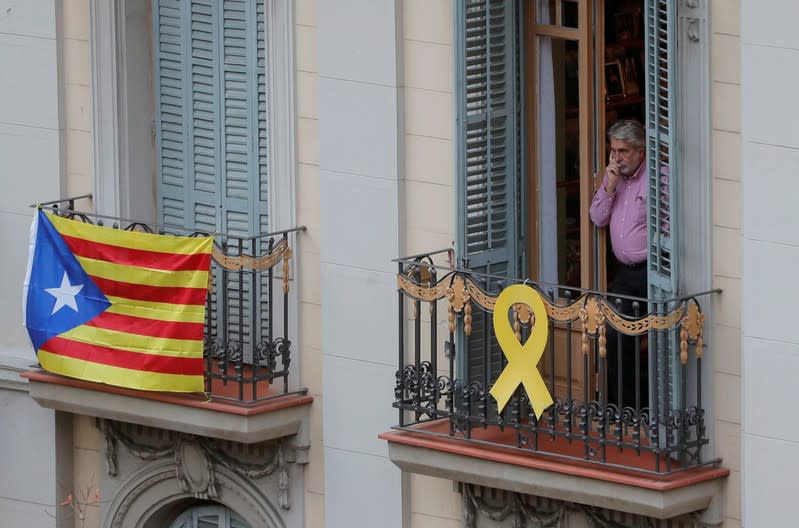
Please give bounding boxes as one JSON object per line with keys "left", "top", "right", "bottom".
{"left": 526, "top": 0, "right": 596, "bottom": 291}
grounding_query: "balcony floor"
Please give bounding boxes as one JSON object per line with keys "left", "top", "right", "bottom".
{"left": 380, "top": 419, "right": 729, "bottom": 519}
{"left": 23, "top": 369, "right": 313, "bottom": 445}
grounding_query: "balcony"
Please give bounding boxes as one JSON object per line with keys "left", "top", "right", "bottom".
{"left": 23, "top": 196, "right": 311, "bottom": 445}
{"left": 380, "top": 250, "right": 729, "bottom": 519}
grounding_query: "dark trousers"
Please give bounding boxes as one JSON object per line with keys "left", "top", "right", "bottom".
{"left": 606, "top": 263, "right": 648, "bottom": 409}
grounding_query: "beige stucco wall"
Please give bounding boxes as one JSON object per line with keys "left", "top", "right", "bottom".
{"left": 402, "top": 0, "right": 457, "bottom": 257}
{"left": 59, "top": 2, "right": 104, "bottom": 526}
{"left": 402, "top": 1, "right": 462, "bottom": 527}
{"left": 709, "top": 1, "right": 742, "bottom": 527}
{"left": 294, "top": 1, "right": 324, "bottom": 528}
{"left": 60, "top": 0, "right": 93, "bottom": 200}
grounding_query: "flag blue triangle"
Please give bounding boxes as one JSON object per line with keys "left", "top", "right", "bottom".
{"left": 24, "top": 210, "right": 111, "bottom": 351}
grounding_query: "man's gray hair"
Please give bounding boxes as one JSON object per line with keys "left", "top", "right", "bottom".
{"left": 607, "top": 119, "right": 645, "bottom": 150}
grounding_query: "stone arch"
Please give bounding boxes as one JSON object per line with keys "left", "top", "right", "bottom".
{"left": 104, "top": 460, "right": 285, "bottom": 528}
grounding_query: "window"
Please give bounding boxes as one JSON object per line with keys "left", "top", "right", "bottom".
{"left": 153, "top": 0, "right": 269, "bottom": 237}
{"left": 455, "top": 0, "right": 702, "bottom": 406}
{"left": 90, "top": 0, "right": 295, "bottom": 235}
{"left": 456, "top": 0, "right": 675, "bottom": 295}
{"left": 86, "top": 0, "right": 296, "bottom": 365}
{"left": 170, "top": 505, "right": 250, "bottom": 528}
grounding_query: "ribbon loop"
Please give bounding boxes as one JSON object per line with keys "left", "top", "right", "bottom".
{"left": 489, "top": 284, "right": 553, "bottom": 419}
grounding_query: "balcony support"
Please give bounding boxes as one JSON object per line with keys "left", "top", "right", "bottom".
{"left": 23, "top": 370, "right": 312, "bottom": 445}
{"left": 381, "top": 428, "right": 728, "bottom": 520}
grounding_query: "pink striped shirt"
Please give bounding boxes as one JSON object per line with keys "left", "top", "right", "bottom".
{"left": 589, "top": 161, "right": 647, "bottom": 266}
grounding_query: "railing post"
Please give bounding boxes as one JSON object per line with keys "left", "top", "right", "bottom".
{"left": 397, "top": 261, "right": 405, "bottom": 427}
{"left": 430, "top": 268, "right": 438, "bottom": 415}
{"left": 282, "top": 234, "right": 290, "bottom": 394}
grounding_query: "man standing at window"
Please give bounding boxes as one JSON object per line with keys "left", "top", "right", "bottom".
{"left": 589, "top": 119, "right": 648, "bottom": 408}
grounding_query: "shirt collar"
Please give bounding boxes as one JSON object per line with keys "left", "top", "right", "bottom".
{"left": 624, "top": 159, "right": 647, "bottom": 181}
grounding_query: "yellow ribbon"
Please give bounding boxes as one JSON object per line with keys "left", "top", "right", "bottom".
{"left": 489, "top": 284, "right": 553, "bottom": 419}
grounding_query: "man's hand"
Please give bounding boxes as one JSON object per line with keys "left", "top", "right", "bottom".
{"left": 605, "top": 155, "right": 620, "bottom": 193}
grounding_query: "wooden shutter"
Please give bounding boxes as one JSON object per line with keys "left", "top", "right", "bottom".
{"left": 154, "top": 0, "right": 268, "bottom": 234}
{"left": 168, "top": 505, "right": 250, "bottom": 528}
{"left": 154, "top": 0, "right": 269, "bottom": 359}
{"left": 645, "top": 0, "right": 680, "bottom": 415}
{"left": 455, "top": 0, "right": 524, "bottom": 386}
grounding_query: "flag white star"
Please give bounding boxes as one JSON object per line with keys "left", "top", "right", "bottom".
{"left": 45, "top": 272, "right": 84, "bottom": 315}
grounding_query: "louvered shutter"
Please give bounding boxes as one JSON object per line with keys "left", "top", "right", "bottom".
{"left": 645, "top": 0, "right": 680, "bottom": 415}
{"left": 154, "top": 0, "right": 269, "bottom": 360}
{"left": 168, "top": 506, "right": 250, "bottom": 528}
{"left": 455, "top": 0, "right": 524, "bottom": 387}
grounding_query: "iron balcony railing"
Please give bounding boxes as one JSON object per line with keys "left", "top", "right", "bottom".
{"left": 393, "top": 249, "right": 721, "bottom": 476}
{"left": 37, "top": 195, "right": 305, "bottom": 403}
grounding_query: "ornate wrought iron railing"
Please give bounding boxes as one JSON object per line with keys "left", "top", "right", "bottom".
{"left": 393, "top": 249, "right": 721, "bottom": 475}
{"left": 36, "top": 196, "right": 305, "bottom": 402}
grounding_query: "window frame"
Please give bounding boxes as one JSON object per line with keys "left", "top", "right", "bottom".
{"left": 89, "top": 0, "right": 296, "bottom": 233}
{"left": 88, "top": 0, "right": 301, "bottom": 384}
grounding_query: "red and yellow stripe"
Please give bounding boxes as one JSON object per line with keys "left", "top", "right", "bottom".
{"left": 39, "top": 213, "right": 213, "bottom": 392}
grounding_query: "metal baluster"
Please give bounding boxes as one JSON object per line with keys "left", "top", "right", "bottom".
{"left": 397, "top": 262, "right": 405, "bottom": 427}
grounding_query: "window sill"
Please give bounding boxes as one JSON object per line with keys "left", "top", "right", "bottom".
{"left": 22, "top": 369, "right": 313, "bottom": 445}
{"left": 380, "top": 420, "right": 729, "bottom": 520}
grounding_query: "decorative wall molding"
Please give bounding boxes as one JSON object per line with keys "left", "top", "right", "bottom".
{"left": 98, "top": 419, "right": 295, "bottom": 528}
{"left": 99, "top": 419, "right": 292, "bottom": 508}
{"left": 460, "top": 484, "right": 721, "bottom": 528}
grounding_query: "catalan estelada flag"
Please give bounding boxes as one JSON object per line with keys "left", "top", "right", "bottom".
{"left": 23, "top": 209, "right": 213, "bottom": 392}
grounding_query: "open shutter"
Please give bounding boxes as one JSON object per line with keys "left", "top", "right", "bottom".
{"left": 645, "top": 0, "right": 680, "bottom": 417}
{"left": 455, "top": 0, "right": 524, "bottom": 386}
{"left": 154, "top": 0, "right": 270, "bottom": 361}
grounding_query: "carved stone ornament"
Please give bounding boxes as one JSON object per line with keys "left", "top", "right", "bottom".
{"left": 687, "top": 18, "right": 700, "bottom": 42}
{"left": 175, "top": 437, "right": 218, "bottom": 499}
{"left": 460, "top": 483, "right": 704, "bottom": 528}
{"left": 99, "top": 419, "right": 294, "bottom": 509}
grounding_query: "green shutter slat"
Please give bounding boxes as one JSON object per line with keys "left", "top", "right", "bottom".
{"left": 646, "top": 0, "right": 678, "bottom": 299}
{"left": 168, "top": 505, "right": 251, "bottom": 528}
{"left": 154, "top": 0, "right": 271, "bottom": 361}
{"left": 257, "top": 0, "right": 269, "bottom": 206}
{"left": 155, "top": 0, "right": 268, "bottom": 235}
{"left": 155, "top": 0, "right": 188, "bottom": 224}
{"left": 191, "top": 0, "right": 220, "bottom": 205}
{"left": 645, "top": 0, "right": 681, "bottom": 424}
{"left": 457, "top": 0, "right": 522, "bottom": 277}
{"left": 455, "top": 0, "right": 524, "bottom": 388}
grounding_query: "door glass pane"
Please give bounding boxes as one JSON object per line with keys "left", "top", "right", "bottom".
{"left": 537, "top": 36, "right": 580, "bottom": 289}
{"left": 535, "top": 0, "right": 579, "bottom": 28}
{"left": 561, "top": 0, "right": 579, "bottom": 28}
{"left": 536, "top": 0, "right": 556, "bottom": 24}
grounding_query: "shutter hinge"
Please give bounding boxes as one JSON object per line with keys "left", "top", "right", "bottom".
{"left": 150, "top": 120, "right": 156, "bottom": 139}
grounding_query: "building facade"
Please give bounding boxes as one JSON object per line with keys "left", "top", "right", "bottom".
{"left": 0, "top": 0, "right": 792, "bottom": 527}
